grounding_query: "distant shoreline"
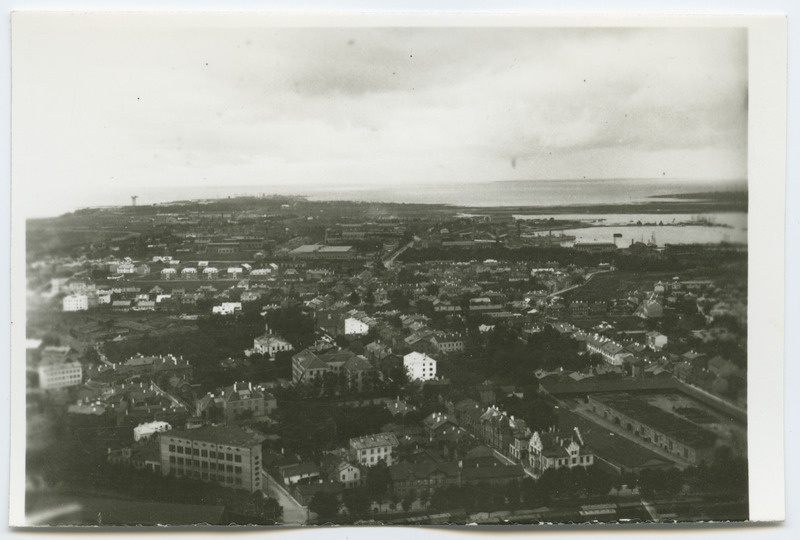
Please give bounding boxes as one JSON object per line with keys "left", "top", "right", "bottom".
{"left": 28, "top": 190, "right": 748, "bottom": 222}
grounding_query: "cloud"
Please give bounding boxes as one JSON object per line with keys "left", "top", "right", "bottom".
{"left": 12, "top": 18, "right": 748, "bottom": 217}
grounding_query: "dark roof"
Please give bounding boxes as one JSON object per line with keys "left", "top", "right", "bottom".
{"left": 589, "top": 393, "right": 717, "bottom": 449}
{"left": 539, "top": 375, "right": 678, "bottom": 396}
{"left": 554, "top": 409, "right": 671, "bottom": 470}
{"left": 279, "top": 461, "right": 320, "bottom": 477}
{"left": 389, "top": 461, "right": 460, "bottom": 482}
{"left": 343, "top": 355, "right": 373, "bottom": 372}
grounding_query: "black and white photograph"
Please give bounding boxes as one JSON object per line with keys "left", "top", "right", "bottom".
{"left": 7, "top": 11, "right": 787, "bottom": 530}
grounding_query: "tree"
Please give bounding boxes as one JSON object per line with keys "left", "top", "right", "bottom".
{"left": 365, "top": 461, "right": 391, "bottom": 502}
{"left": 342, "top": 487, "right": 371, "bottom": 521}
{"left": 402, "top": 488, "right": 418, "bottom": 512}
{"left": 584, "top": 465, "right": 614, "bottom": 497}
{"left": 348, "top": 291, "right": 362, "bottom": 306}
{"left": 364, "top": 290, "right": 376, "bottom": 305}
{"left": 309, "top": 491, "right": 340, "bottom": 523}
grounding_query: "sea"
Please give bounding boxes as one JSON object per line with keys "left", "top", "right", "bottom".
{"left": 32, "top": 178, "right": 747, "bottom": 246}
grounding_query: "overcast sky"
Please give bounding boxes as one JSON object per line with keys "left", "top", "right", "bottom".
{"left": 12, "top": 15, "right": 747, "bottom": 215}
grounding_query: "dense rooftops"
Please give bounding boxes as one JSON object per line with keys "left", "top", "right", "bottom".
{"left": 166, "top": 424, "right": 266, "bottom": 448}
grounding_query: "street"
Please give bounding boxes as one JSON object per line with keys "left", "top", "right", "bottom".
{"left": 262, "top": 472, "right": 308, "bottom": 526}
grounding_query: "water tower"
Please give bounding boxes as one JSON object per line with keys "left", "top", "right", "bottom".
{"left": 131, "top": 195, "right": 138, "bottom": 207}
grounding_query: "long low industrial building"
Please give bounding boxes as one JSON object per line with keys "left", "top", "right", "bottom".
{"left": 587, "top": 393, "right": 717, "bottom": 466}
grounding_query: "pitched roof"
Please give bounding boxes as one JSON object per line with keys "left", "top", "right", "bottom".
{"left": 343, "top": 355, "right": 373, "bottom": 372}
{"left": 349, "top": 432, "right": 399, "bottom": 450}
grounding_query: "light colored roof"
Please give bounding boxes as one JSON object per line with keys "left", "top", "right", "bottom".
{"left": 349, "top": 432, "right": 399, "bottom": 450}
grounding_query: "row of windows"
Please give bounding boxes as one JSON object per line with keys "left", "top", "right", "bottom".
{"left": 360, "top": 447, "right": 391, "bottom": 456}
{"left": 175, "top": 468, "right": 255, "bottom": 487}
{"left": 169, "top": 457, "right": 245, "bottom": 473}
{"left": 167, "top": 444, "right": 243, "bottom": 461}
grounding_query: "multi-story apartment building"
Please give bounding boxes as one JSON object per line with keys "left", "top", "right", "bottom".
{"left": 403, "top": 351, "right": 437, "bottom": 381}
{"left": 159, "top": 425, "right": 265, "bottom": 493}
{"left": 37, "top": 346, "right": 82, "bottom": 390}
{"left": 349, "top": 432, "right": 399, "bottom": 467}
{"left": 62, "top": 294, "right": 89, "bottom": 312}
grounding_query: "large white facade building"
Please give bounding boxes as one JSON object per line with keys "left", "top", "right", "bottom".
{"left": 62, "top": 294, "right": 89, "bottom": 312}
{"left": 134, "top": 421, "right": 172, "bottom": 441}
{"left": 403, "top": 351, "right": 437, "bottom": 381}
{"left": 39, "top": 360, "right": 83, "bottom": 390}
{"left": 344, "top": 317, "right": 370, "bottom": 336}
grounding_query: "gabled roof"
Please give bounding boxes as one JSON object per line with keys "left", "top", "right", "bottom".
{"left": 343, "top": 355, "right": 373, "bottom": 372}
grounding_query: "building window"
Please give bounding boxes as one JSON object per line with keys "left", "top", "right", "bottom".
{"left": 235, "top": 466, "right": 242, "bottom": 474}
{"left": 227, "top": 453, "right": 233, "bottom": 461}
{"left": 169, "top": 456, "right": 176, "bottom": 464}
{"left": 169, "top": 444, "right": 176, "bottom": 452}
{"left": 235, "top": 455, "right": 242, "bottom": 463}
{"left": 210, "top": 451, "right": 216, "bottom": 459}
{"left": 201, "top": 450, "right": 208, "bottom": 457}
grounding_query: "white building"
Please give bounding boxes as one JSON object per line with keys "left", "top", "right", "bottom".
{"left": 117, "top": 262, "right": 136, "bottom": 274}
{"left": 212, "top": 302, "right": 242, "bottom": 315}
{"left": 227, "top": 267, "right": 244, "bottom": 278}
{"left": 344, "top": 317, "right": 370, "bottom": 336}
{"left": 203, "top": 267, "right": 219, "bottom": 280}
{"left": 403, "top": 351, "right": 437, "bottom": 381}
{"left": 134, "top": 421, "right": 172, "bottom": 442}
{"left": 39, "top": 359, "right": 83, "bottom": 390}
{"left": 181, "top": 267, "right": 198, "bottom": 279}
{"left": 62, "top": 294, "right": 89, "bottom": 312}
{"left": 646, "top": 331, "right": 669, "bottom": 351}
{"left": 252, "top": 331, "right": 294, "bottom": 358}
{"left": 161, "top": 268, "right": 177, "bottom": 280}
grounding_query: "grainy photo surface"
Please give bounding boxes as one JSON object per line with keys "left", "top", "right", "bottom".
{"left": 10, "top": 13, "right": 770, "bottom": 528}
